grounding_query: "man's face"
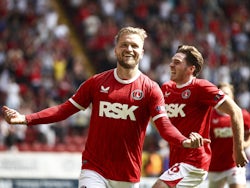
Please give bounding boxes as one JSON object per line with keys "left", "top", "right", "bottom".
{"left": 114, "top": 33, "right": 144, "bottom": 69}
{"left": 170, "top": 52, "right": 194, "bottom": 84}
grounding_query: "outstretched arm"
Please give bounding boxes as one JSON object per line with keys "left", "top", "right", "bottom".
{"left": 2, "top": 100, "right": 80, "bottom": 126}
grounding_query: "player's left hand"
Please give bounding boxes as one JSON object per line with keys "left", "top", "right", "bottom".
{"left": 182, "top": 132, "right": 211, "bottom": 148}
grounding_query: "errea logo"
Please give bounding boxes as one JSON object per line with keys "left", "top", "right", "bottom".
{"left": 165, "top": 103, "right": 186, "bottom": 118}
{"left": 100, "top": 85, "right": 110, "bottom": 93}
{"left": 99, "top": 101, "right": 139, "bottom": 120}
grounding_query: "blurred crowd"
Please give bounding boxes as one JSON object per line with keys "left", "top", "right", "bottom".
{"left": 0, "top": 0, "right": 90, "bottom": 153}
{"left": 0, "top": 0, "right": 250, "bottom": 177}
{"left": 62, "top": 0, "right": 250, "bottom": 108}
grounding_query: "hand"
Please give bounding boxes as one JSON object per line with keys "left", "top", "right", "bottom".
{"left": 233, "top": 146, "right": 249, "bottom": 167}
{"left": 182, "top": 132, "right": 211, "bottom": 148}
{"left": 1, "top": 106, "right": 27, "bottom": 124}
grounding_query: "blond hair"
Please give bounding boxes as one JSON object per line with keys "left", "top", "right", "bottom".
{"left": 115, "top": 27, "right": 147, "bottom": 44}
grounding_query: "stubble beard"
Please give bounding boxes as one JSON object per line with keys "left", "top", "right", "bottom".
{"left": 117, "top": 57, "right": 138, "bottom": 69}
{"left": 170, "top": 73, "right": 177, "bottom": 82}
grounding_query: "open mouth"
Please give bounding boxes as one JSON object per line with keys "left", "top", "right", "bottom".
{"left": 123, "top": 55, "right": 134, "bottom": 60}
{"left": 123, "top": 54, "right": 133, "bottom": 57}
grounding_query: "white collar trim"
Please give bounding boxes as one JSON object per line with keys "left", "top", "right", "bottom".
{"left": 114, "top": 68, "right": 141, "bottom": 84}
{"left": 176, "top": 77, "right": 195, "bottom": 88}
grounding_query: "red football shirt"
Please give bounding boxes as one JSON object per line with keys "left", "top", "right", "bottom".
{"left": 161, "top": 78, "right": 225, "bottom": 171}
{"left": 209, "top": 109, "right": 250, "bottom": 171}
{"left": 26, "top": 68, "right": 187, "bottom": 182}
{"left": 69, "top": 69, "right": 185, "bottom": 182}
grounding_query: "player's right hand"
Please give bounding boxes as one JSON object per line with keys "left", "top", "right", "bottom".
{"left": 1, "top": 106, "right": 27, "bottom": 124}
{"left": 233, "top": 146, "right": 249, "bottom": 167}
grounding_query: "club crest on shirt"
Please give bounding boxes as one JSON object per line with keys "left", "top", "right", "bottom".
{"left": 131, "top": 89, "right": 144, "bottom": 100}
{"left": 182, "top": 89, "right": 191, "bottom": 99}
{"left": 100, "top": 85, "right": 110, "bottom": 93}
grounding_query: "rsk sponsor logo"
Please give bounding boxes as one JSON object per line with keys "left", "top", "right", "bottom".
{"left": 213, "top": 127, "right": 232, "bottom": 138}
{"left": 99, "top": 101, "right": 138, "bottom": 120}
{"left": 165, "top": 104, "right": 186, "bottom": 118}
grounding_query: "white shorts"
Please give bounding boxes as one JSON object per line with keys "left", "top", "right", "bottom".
{"left": 78, "top": 169, "right": 140, "bottom": 188}
{"left": 208, "top": 167, "right": 246, "bottom": 185}
{"left": 158, "top": 162, "right": 207, "bottom": 188}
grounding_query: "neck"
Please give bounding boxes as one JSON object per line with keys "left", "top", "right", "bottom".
{"left": 176, "top": 77, "right": 195, "bottom": 88}
{"left": 116, "top": 66, "right": 139, "bottom": 80}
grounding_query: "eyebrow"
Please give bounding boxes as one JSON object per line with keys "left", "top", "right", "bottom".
{"left": 172, "top": 57, "right": 183, "bottom": 62}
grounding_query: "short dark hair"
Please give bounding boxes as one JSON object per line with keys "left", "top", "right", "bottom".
{"left": 176, "top": 45, "right": 204, "bottom": 76}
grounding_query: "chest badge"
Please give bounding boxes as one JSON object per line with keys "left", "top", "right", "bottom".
{"left": 131, "top": 89, "right": 144, "bottom": 100}
{"left": 182, "top": 89, "right": 191, "bottom": 99}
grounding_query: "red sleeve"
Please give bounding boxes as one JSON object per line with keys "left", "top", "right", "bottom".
{"left": 154, "top": 116, "right": 187, "bottom": 147}
{"left": 26, "top": 100, "right": 80, "bottom": 126}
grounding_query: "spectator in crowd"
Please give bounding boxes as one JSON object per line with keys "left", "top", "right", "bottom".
{"left": 0, "top": 0, "right": 88, "bottom": 149}
{"left": 208, "top": 82, "right": 250, "bottom": 188}
{"left": 62, "top": 0, "right": 250, "bottom": 112}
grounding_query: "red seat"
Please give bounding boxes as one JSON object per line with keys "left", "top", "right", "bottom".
{"left": 53, "top": 143, "right": 67, "bottom": 152}
{"left": 66, "top": 143, "right": 81, "bottom": 153}
{"left": 17, "top": 143, "right": 32, "bottom": 152}
{"left": 0, "top": 144, "right": 7, "bottom": 151}
{"left": 25, "top": 127, "right": 38, "bottom": 143}
{"left": 41, "top": 144, "right": 54, "bottom": 152}
{"left": 31, "top": 142, "right": 44, "bottom": 152}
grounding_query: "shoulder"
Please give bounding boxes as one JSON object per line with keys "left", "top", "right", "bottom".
{"left": 92, "top": 69, "right": 114, "bottom": 79}
{"left": 161, "top": 80, "right": 175, "bottom": 89}
{"left": 138, "top": 73, "right": 163, "bottom": 97}
{"left": 192, "top": 78, "right": 216, "bottom": 87}
{"left": 79, "top": 69, "right": 114, "bottom": 89}
{"left": 139, "top": 72, "right": 159, "bottom": 87}
{"left": 191, "top": 78, "right": 220, "bottom": 94}
{"left": 86, "top": 70, "right": 114, "bottom": 85}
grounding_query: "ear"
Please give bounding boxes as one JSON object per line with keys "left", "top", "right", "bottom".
{"left": 189, "top": 65, "right": 196, "bottom": 74}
